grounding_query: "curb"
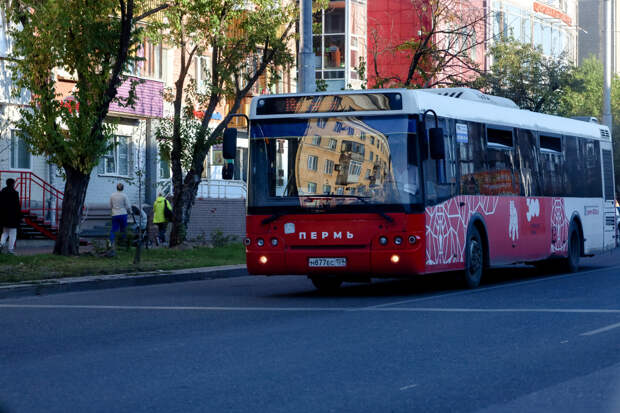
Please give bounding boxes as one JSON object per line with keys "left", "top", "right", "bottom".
{"left": 0, "top": 264, "right": 249, "bottom": 299}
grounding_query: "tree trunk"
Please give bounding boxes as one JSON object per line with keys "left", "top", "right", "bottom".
{"left": 169, "top": 167, "right": 203, "bottom": 246}
{"left": 53, "top": 166, "right": 91, "bottom": 255}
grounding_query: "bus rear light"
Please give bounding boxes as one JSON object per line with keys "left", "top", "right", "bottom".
{"left": 408, "top": 235, "right": 417, "bottom": 245}
{"left": 271, "top": 237, "right": 279, "bottom": 246}
{"left": 394, "top": 236, "right": 403, "bottom": 245}
{"left": 390, "top": 254, "right": 400, "bottom": 264}
{"left": 244, "top": 238, "right": 251, "bottom": 246}
{"left": 257, "top": 238, "right": 265, "bottom": 247}
{"left": 259, "top": 256, "right": 268, "bottom": 264}
{"left": 379, "top": 236, "right": 388, "bottom": 245}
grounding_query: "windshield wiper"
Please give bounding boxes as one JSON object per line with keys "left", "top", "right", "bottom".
{"left": 299, "top": 195, "right": 394, "bottom": 223}
{"left": 262, "top": 211, "right": 287, "bottom": 225}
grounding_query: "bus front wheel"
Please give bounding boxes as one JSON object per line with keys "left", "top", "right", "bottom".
{"left": 463, "top": 227, "right": 484, "bottom": 288}
{"left": 310, "top": 276, "right": 343, "bottom": 292}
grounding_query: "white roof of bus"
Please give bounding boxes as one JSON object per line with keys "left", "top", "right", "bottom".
{"left": 250, "top": 89, "right": 611, "bottom": 142}
{"left": 409, "top": 89, "right": 609, "bottom": 141}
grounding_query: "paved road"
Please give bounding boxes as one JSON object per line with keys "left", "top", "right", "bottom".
{"left": 1, "top": 254, "right": 620, "bottom": 413}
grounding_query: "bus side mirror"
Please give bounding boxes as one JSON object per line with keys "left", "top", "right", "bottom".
{"left": 223, "top": 128, "right": 237, "bottom": 160}
{"left": 429, "top": 128, "right": 445, "bottom": 160}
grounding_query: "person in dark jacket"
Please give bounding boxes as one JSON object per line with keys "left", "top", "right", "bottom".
{"left": 0, "top": 178, "right": 22, "bottom": 254}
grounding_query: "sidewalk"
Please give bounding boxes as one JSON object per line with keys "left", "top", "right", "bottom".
{"left": 0, "top": 264, "right": 249, "bottom": 299}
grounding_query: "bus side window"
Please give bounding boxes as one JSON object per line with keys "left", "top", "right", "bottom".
{"left": 539, "top": 134, "right": 563, "bottom": 196}
{"left": 457, "top": 121, "right": 486, "bottom": 195}
{"left": 565, "top": 136, "right": 602, "bottom": 198}
{"left": 485, "top": 126, "right": 519, "bottom": 196}
{"left": 516, "top": 129, "right": 541, "bottom": 197}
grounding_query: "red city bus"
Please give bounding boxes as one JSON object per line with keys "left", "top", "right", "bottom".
{"left": 223, "top": 88, "right": 617, "bottom": 291}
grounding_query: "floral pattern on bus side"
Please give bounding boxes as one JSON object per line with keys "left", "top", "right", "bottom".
{"left": 425, "top": 196, "right": 499, "bottom": 265}
{"left": 550, "top": 198, "right": 569, "bottom": 254}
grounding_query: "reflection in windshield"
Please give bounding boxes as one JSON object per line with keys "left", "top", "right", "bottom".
{"left": 250, "top": 116, "right": 420, "bottom": 210}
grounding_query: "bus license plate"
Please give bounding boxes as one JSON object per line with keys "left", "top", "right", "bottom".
{"left": 308, "top": 257, "right": 347, "bottom": 267}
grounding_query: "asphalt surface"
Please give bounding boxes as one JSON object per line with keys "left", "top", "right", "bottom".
{"left": 1, "top": 254, "right": 619, "bottom": 413}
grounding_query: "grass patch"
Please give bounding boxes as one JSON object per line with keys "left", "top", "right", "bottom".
{"left": 0, "top": 243, "right": 246, "bottom": 283}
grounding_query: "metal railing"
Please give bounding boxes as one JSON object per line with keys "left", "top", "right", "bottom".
{"left": 0, "top": 170, "right": 64, "bottom": 230}
{"left": 197, "top": 179, "right": 247, "bottom": 199}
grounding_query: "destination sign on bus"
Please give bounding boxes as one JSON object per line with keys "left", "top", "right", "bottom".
{"left": 256, "top": 92, "right": 403, "bottom": 115}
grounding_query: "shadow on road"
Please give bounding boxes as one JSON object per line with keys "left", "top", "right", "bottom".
{"left": 275, "top": 263, "right": 608, "bottom": 299}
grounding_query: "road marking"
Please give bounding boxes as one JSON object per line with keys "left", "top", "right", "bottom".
{"left": 580, "top": 321, "right": 620, "bottom": 336}
{"left": 399, "top": 384, "right": 418, "bottom": 391}
{"left": 365, "top": 265, "right": 620, "bottom": 309}
{"left": 1, "top": 304, "right": 620, "bottom": 314}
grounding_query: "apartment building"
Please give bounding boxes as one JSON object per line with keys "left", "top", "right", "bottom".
{"left": 490, "top": 0, "right": 579, "bottom": 62}
{"left": 578, "top": 0, "right": 619, "bottom": 73}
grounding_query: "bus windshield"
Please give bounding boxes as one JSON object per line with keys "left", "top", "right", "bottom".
{"left": 249, "top": 115, "right": 421, "bottom": 213}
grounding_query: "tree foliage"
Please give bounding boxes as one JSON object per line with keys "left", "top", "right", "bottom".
{"left": 151, "top": 0, "right": 297, "bottom": 246}
{"left": 472, "top": 38, "right": 576, "bottom": 114}
{"left": 6, "top": 0, "right": 165, "bottom": 255}
{"left": 369, "top": 0, "right": 487, "bottom": 88}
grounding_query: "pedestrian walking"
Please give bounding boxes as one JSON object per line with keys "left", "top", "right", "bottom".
{"left": 109, "top": 182, "right": 130, "bottom": 247}
{"left": 0, "top": 178, "right": 22, "bottom": 255}
{"left": 153, "top": 193, "right": 172, "bottom": 245}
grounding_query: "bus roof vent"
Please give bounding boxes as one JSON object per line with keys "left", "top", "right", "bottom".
{"left": 420, "top": 88, "right": 519, "bottom": 109}
{"left": 600, "top": 128, "right": 611, "bottom": 139}
{"left": 571, "top": 116, "right": 599, "bottom": 123}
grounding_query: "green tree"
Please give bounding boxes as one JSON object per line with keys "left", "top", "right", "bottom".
{"left": 152, "top": 0, "right": 297, "bottom": 246}
{"left": 558, "top": 56, "right": 620, "bottom": 195}
{"left": 473, "top": 38, "right": 576, "bottom": 113}
{"left": 6, "top": 0, "right": 166, "bottom": 255}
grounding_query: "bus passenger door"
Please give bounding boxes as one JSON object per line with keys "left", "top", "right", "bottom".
{"left": 601, "top": 143, "right": 617, "bottom": 250}
{"left": 421, "top": 117, "right": 457, "bottom": 206}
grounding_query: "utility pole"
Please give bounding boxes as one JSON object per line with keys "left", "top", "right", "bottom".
{"left": 602, "top": 0, "right": 612, "bottom": 129}
{"left": 299, "top": 0, "right": 316, "bottom": 93}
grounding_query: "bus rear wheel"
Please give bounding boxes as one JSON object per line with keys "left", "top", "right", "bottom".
{"left": 463, "top": 227, "right": 484, "bottom": 288}
{"left": 562, "top": 225, "right": 581, "bottom": 273}
{"left": 310, "top": 276, "right": 343, "bottom": 292}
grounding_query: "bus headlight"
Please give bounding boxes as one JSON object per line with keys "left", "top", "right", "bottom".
{"left": 259, "top": 256, "right": 268, "bottom": 264}
{"left": 408, "top": 235, "right": 417, "bottom": 245}
{"left": 257, "top": 238, "right": 265, "bottom": 247}
{"left": 244, "top": 238, "right": 251, "bottom": 246}
{"left": 271, "top": 237, "right": 278, "bottom": 246}
{"left": 379, "top": 236, "right": 388, "bottom": 245}
{"left": 390, "top": 254, "right": 400, "bottom": 263}
{"left": 394, "top": 236, "right": 403, "bottom": 245}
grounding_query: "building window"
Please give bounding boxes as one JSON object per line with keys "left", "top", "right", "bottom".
{"left": 307, "top": 155, "right": 318, "bottom": 171}
{"left": 129, "top": 40, "right": 164, "bottom": 80}
{"left": 317, "top": 118, "right": 327, "bottom": 129}
{"left": 328, "top": 138, "right": 337, "bottom": 150}
{"left": 10, "top": 130, "right": 31, "bottom": 170}
{"left": 323, "top": 184, "right": 331, "bottom": 194}
{"left": 313, "top": 2, "right": 346, "bottom": 81}
{"left": 349, "top": 160, "right": 362, "bottom": 176}
{"left": 195, "top": 55, "right": 211, "bottom": 93}
{"left": 312, "top": 135, "right": 322, "bottom": 146}
{"left": 324, "top": 159, "right": 335, "bottom": 174}
{"left": 159, "top": 158, "right": 171, "bottom": 179}
{"left": 98, "top": 135, "right": 130, "bottom": 176}
{"left": 307, "top": 182, "right": 317, "bottom": 193}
